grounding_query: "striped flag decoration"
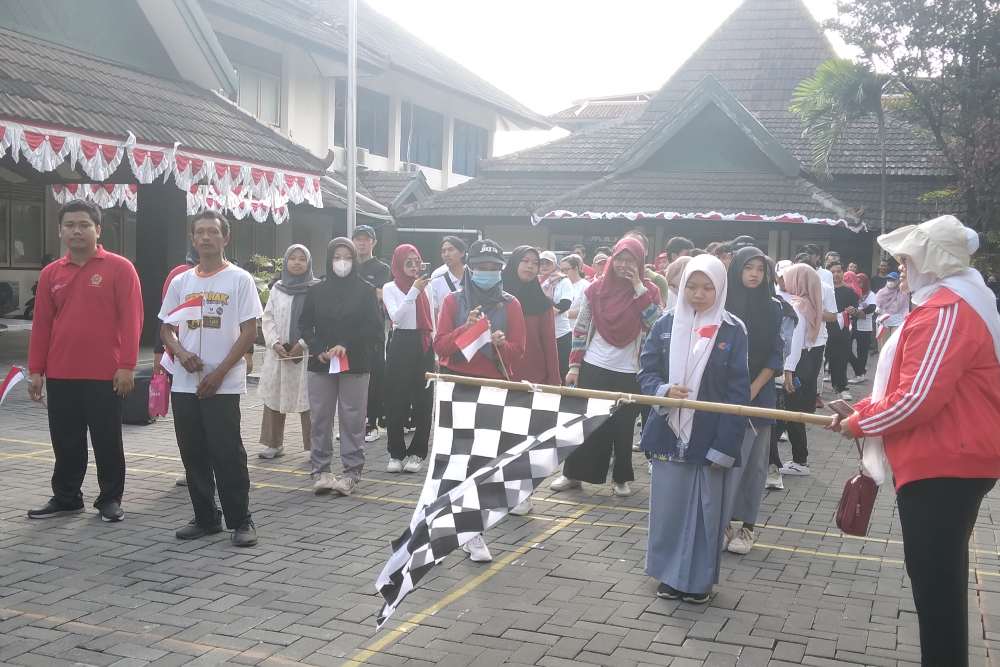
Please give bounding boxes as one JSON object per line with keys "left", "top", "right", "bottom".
{"left": 0, "top": 366, "right": 26, "bottom": 405}
{"left": 328, "top": 352, "right": 350, "bottom": 374}
{"left": 162, "top": 295, "right": 204, "bottom": 324}
{"left": 455, "top": 316, "right": 491, "bottom": 361}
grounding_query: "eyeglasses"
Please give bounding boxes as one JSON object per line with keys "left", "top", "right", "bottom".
{"left": 403, "top": 259, "right": 421, "bottom": 268}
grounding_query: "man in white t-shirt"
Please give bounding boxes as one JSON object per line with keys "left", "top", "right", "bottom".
{"left": 160, "top": 211, "right": 263, "bottom": 547}
{"left": 430, "top": 235, "right": 467, "bottom": 321}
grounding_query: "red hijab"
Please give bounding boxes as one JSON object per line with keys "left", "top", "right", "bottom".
{"left": 390, "top": 244, "right": 434, "bottom": 350}
{"left": 584, "top": 237, "right": 659, "bottom": 347}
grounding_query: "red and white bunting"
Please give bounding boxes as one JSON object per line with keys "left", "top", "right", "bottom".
{"left": 71, "top": 133, "right": 131, "bottom": 181}
{"left": 533, "top": 209, "right": 868, "bottom": 233}
{"left": 173, "top": 151, "right": 211, "bottom": 190}
{"left": 127, "top": 142, "right": 171, "bottom": 182}
{"left": 20, "top": 128, "right": 73, "bottom": 172}
{"left": 186, "top": 185, "right": 288, "bottom": 224}
{"left": 51, "top": 183, "right": 138, "bottom": 212}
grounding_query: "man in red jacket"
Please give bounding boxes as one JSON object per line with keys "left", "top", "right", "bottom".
{"left": 27, "top": 200, "right": 143, "bottom": 523}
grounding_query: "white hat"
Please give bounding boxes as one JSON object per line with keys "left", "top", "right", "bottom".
{"left": 775, "top": 259, "right": 793, "bottom": 277}
{"left": 878, "top": 215, "right": 976, "bottom": 279}
{"left": 539, "top": 250, "right": 558, "bottom": 265}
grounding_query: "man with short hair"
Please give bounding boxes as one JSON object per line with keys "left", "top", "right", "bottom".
{"left": 27, "top": 201, "right": 143, "bottom": 522}
{"left": 160, "top": 211, "right": 262, "bottom": 546}
{"left": 352, "top": 224, "right": 391, "bottom": 443}
{"left": 571, "top": 243, "right": 596, "bottom": 279}
{"left": 430, "top": 235, "right": 467, "bottom": 320}
{"left": 870, "top": 259, "right": 891, "bottom": 293}
{"left": 654, "top": 236, "right": 694, "bottom": 271}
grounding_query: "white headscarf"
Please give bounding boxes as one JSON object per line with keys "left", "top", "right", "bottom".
{"left": 667, "top": 254, "right": 730, "bottom": 444}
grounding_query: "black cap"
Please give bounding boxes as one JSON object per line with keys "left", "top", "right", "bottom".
{"left": 468, "top": 239, "right": 505, "bottom": 267}
{"left": 352, "top": 224, "right": 376, "bottom": 240}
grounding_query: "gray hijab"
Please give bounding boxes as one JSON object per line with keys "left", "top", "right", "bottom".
{"left": 274, "top": 244, "right": 319, "bottom": 343}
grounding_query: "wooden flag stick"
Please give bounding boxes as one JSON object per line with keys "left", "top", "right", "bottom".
{"left": 425, "top": 373, "right": 835, "bottom": 427}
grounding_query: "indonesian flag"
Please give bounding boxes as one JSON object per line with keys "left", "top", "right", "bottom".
{"left": 329, "top": 352, "right": 350, "bottom": 374}
{"left": 1, "top": 366, "right": 26, "bottom": 405}
{"left": 163, "top": 295, "right": 204, "bottom": 324}
{"left": 875, "top": 313, "right": 889, "bottom": 340}
{"left": 159, "top": 352, "right": 175, "bottom": 375}
{"left": 455, "top": 317, "right": 492, "bottom": 361}
{"left": 838, "top": 311, "right": 851, "bottom": 330}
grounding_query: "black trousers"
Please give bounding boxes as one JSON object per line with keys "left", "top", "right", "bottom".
{"left": 851, "top": 330, "right": 873, "bottom": 376}
{"left": 556, "top": 333, "right": 572, "bottom": 381}
{"left": 769, "top": 386, "right": 787, "bottom": 467}
{"left": 563, "top": 361, "right": 638, "bottom": 484}
{"left": 783, "top": 345, "right": 823, "bottom": 465}
{"left": 385, "top": 330, "right": 434, "bottom": 460}
{"left": 827, "top": 332, "right": 852, "bottom": 392}
{"left": 46, "top": 379, "right": 125, "bottom": 509}
{"left": 897, "top": 477, "right": 996, "bottom": 667}
{"left": 367, "top": 339, "right": 386, "bottom": 429}
{"left": 171, "top": 393, "right": 250, "bottom": 529}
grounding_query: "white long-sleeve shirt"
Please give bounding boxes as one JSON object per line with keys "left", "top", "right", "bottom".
{"left": 777, "top": 290, "right": 808, "bottom": 372}
{"left": 382, "top": 281, "right": 435, "bottom": 333}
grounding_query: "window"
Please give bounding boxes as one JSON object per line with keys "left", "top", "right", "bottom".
{"left": 10, "top": 201, "right": 43, "bottom": 267}
{"left": 97, "top": 209, "right": 137, "bottom": 260}
{"left": 236, "top": 66, "right": 281, "bottom": 126}
{"left": 452, "top": 120, "right": 489, "bottom": 176}
{"left": 227, "top": 218, "right": 277, "bottom": 266}
{"left": 333, "top": 81, "right": 390, "bottom": 157}
{"left": 400, "top": 102, "right": 444, "bottom": 168}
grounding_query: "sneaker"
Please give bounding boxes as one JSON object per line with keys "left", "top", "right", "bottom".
{"left": 849, "top": 374, "right": 867, "bottom": 385}
{"left": 681, "top": 590, "right": 712, "bottom": 604}
{"left": 97, "top": 501, "right": 124, "bottom": 523}
{"left": 27, "top": 499, "right": 84, "bottom": 519}
{"left": 332, "top": 476, "right": 357, "bottom": 496}
{"left": 722, "top": 521, "right": 738, "bottom": 551}
{"left": 509, "top": 498, "right": 533, "bottom": 516}
{"left": 727, "top": 526, "right": 756, "bottom": 555}
{"left": 463, "top": 534, "right": 492, "bottom": 562}
{"left": 656, "top": 582, "right": 682, "bottom": 599}
{"left": 839, "top": 390, "right": 853, "bottom": 401}
{"left": 175, "top": 475, "right": 188, "bottom": 486}
{"left": 258, "top": 446, "right": 284, "bottom": 460}
{"left": 386, "top": 458, "right": 404, "bottom": 473}
{"left": 403, "top": 456, "right": 423, "bottom": 473}
{"left": 780, "top": 461, "right": 810, "bottom": 476}
{"left": 765, "top": 464, "right": 784, "bottom": 490}
{"left": 232, "top": 520, "right": 258, "bottom": 547}
{"left": 612, "top": 481, "right": 634, "bottom": 497}
{"left": 313, "top": 471, "right": 335, "bottom": 494}
{"left": 549, "top": 475, "right": 581, "bottom": 492}
{"left": 175, "top": 518, "right": 223, "bottom": 540}
{"left": 365, "top": 427, "right": 381, "bottom": 443}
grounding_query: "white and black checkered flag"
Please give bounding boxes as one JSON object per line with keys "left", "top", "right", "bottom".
{"left": 375, "top": 380, "right": 615, "bottom": 628}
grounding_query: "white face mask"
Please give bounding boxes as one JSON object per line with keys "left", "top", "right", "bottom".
{"left": 332, "top": 259, "right": 352, "bottom": 277}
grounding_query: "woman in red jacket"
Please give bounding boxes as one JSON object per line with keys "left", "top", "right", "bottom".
{"left": 833, "top": 215, "right": 1000, "bottom": 666}
{"left": 501, "top": 246, "right": 561, "bottom": 386}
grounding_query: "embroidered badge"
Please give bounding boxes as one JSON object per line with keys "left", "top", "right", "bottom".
{"left": 89, "top": 274, "right": 103, "bottom": 287}
{"left": 717, "top": 341, "right": 730, "bottom": 351}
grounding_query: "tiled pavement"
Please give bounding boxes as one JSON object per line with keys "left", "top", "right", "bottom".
{"left": 1, "top": 364, "right": 999, "bottom": 666}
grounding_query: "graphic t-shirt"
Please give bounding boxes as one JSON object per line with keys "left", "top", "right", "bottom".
{"left": 159, "top": 264, "right": 263, "bottom": 394}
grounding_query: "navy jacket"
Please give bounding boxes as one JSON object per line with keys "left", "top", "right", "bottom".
{"left": 748, "top": 298, "right": 786, "bottom": 426}
{"left": 638, "top": 311, "right": 751, "bottom": 467}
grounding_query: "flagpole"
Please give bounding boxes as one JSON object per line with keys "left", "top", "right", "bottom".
{"left": 425, "top": 373, "right": 835, "bottom": 427}
{"left": 345, "top": 0, "right": 358, "bottom": 238}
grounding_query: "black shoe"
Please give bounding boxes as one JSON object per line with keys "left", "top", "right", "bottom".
{"left": 175, "top": 518, "right": 223, "bottom": 540}
{"left": 656, "top": 583, "right": 682, "bottom": 600}
{"left": 681, "top": 590, "right": 712, "bottom": 605}
{"left": 97, "top": 501, "right": 124, "bottom": 523}
{"left": 232, "top": 520, "right": 258, "bottom": 547}
{"left": 27, "top": 499, "right": 84, "bottom": 519}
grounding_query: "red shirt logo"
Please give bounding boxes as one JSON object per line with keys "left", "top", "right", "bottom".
{"left": 90, "top": 273, "right": 103, "bottom": 287}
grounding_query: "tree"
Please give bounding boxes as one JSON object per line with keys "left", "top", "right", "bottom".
{"left": 827, "top": 0, "right": 1000, "bottom": 231}
{"left": 790, "top": 59, "right": 891, "bottom": 236}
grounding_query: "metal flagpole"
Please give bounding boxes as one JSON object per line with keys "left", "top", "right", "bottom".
{"left": 345, "top": 0, "right": 358, "bottom": 238}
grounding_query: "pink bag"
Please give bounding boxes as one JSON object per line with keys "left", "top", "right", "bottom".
{"left": 148, "top": 372, "right": 171, "bottom": 418}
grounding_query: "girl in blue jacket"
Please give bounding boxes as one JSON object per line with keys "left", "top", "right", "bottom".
{"left": 639, "top": 254, "right": 750, "bottom": 603}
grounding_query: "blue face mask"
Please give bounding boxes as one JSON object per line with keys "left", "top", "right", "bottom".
{"left": 470, "top": 270, "right": 501, "bottom": 290}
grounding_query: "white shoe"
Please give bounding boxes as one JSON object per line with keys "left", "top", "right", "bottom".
{"left": 386, "top": 458, "right": 404, "bottom": 473}
{"left": 765, "top": 464, "right": 784, "bottom": 490}
{"left": 780, "top": 461, "right": 810, "bottom": 476}
{"left": 612, "top": 481, "right": 634, "bottom": 497}
{"left": 722, "top": 521, "right": 738, "bottom": 551}
{"left": 840, "top": 390, "right": 853, "bottom": 400}
{"left": 549, "top": 475, "right": 581, "bottom": 492}
{"left": 463, "top": 534, "right": 492, "bottom": 562}
{"left": 727, "top": 526, "right": 756, "bottom": 555}
{"left": 509, "top": 499, "right": 533, "bottom": 516}
{"left": 402, "top": 456, "right": 423, "bottom": 473}
{"left": 849, "top": 374, "right": 867, "bottom": 385}
{"left": 313, "top": 472, "right": 335, "bottom": 494}
{"left": 258, "top": 446, "right": 284, "bottom": 460}
{"left": 364, "top": 427, "right": 381, "bottom": 443}
{"left": 332, "top": 476, "right": 357, "bottom": 496}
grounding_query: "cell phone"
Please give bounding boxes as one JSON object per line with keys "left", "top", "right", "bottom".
{"left": 828, "top": 399, "right": 854, "bottom": 418}
{"left": 420, "top": 262, "right": 430, "bottom": 274}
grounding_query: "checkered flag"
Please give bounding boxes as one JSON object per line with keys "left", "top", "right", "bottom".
{"left": 375, "top": 380, "right": 615, "bottom": 628}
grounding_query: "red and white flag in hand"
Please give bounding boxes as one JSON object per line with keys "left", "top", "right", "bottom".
{"left": 163, "top": 295, "right": 204, "bottom": 325}
{"left": 329, "top": 351, "right": 350, "bottom": 374}
{"left": 0, "top": 366, "right": 26, "bottom": 406}
{"left": 838, "top": 311, "right": 851, "bottom": 330}
{"left": 455, "top": 316, "right": 492, "bottom": 361}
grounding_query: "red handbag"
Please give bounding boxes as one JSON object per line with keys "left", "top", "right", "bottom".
{"left": 835, "top": 438, "right": 878, "bottom": 536}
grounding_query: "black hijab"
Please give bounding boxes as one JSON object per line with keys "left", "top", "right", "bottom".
{"left": 318, "top": 237, "right": 368, "bottom": 320}
{"left": 502, "top": 246, "right": 552, "bottom": 316}
{"left": 726, "top": 246, "right": 778, "bottom": 377}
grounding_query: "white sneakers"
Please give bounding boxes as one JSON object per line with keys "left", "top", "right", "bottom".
{"left": 727, "top": 526, "right": 756, "bottom": 555}
{"left": 780, "top": 461, "right": 810, "bottom": 476}
{"left": 258, "top": 446, "right": 284, "bottom": 460}
{"left": 364, "top": 427, "right": 381, "bottom": 443}
{"left": 463, "top": 534, "right": 492, "bottom": 562}
{"left": 840, "top": 390, "right": 853, "bottom": 401}
{"left": 612, "top": 481, "right": 634, "bottom": 497}
{"left": 509, "top": 499, "right": 533, "bottom": 516}
{"left": 849, "top": 374, "right": 867, "bottom": 385}
{"left": 332, "top": 476, "right": 357, "bottom": 496}
{"left": 549, "top": 475, "right": 581, "bottom": 492}
{"left": 765, "top": 464, "right": 785, "bottom": 490}
{"left": 386, "top": 458, "right": 404, "bottom": 473}
{"left": 313, "top": 472, "right": 335, "bottom": 494}
{"left": 403, "top": 456, "right": 423, "bottom": 473}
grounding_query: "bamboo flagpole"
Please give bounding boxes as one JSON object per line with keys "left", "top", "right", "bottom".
{"left": 426, "top": 373, "right": 835, "bottom": 427}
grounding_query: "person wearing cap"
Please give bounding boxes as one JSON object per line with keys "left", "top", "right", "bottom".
{"left": 538, "top": 250, "right": 574, "bottom": 377}
{"left": 592, "top": 252, "right": 610, "bottom": 274}
{"left": 433, "top": 239, "right": 526, "bottom": 562}
{"left": 875, "top": 270, "right": 909, "bottom": 349}
{"left": 430, "top": 235, "right": 467, "bottom": 321}
{"left": 351, "top": 224, "right": 391, "bottom": 444}
{"left": 831, "top": 215, "right": 1000, "bottom": 666}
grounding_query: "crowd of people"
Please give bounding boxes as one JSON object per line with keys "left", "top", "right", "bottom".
{"left": 22, "top": 200, "right": 1000, "bottom": 665}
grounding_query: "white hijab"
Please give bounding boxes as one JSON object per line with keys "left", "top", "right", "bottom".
{"left": 667, "top": 255, "right": 730, "bottom": 444}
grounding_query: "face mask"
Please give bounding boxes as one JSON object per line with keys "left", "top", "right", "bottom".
{"left": 470, "top": 270, "right": 501, "bottom": 290}
{"left": 332, "top": 259, "right": 352, "bottom": 277}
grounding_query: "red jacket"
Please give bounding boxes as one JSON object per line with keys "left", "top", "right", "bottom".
{"left": 28, "top": 246, "right": 143, "bottom": 380}
{"left": 845, "top": 288, "right": 1000, "bottom": 490}
{"left": 511, "top": 310, "right": 561, "bottom": 385}
{"left": 434, "top": 293, "right": 525, "bottom": 380}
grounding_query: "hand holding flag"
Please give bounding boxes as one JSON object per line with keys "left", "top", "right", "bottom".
{"left": 329, "top": 348, "right": 350, "bottom": 374}
{"left": 455, "top": 316, "right": 492, "bottom": 361}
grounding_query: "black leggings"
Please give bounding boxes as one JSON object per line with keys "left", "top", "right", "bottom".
{"left": 385, "top": 330, "right": 434, "bottom": 460}
{"left": 851, "top": 330, "right": 873, "bottom": 376}
{"left": 774, "top": 345, "right": 823, "bottom": 466}
{"left": 896, "top": 477, "right": 996, "bottom": 667}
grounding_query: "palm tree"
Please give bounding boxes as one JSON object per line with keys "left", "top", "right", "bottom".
{"left": 790, "top": 59, "right": 890, "bottom": 237}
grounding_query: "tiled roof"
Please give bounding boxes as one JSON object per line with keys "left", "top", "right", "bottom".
{"left": 205, "top": 0, "right": 548, "bottom": 129}
{"left": 0, "top": 27, "right": 328, "bottom": 171}
{"left": 320, "top": 175, "right": 390, "bottom": 219}
{"left": 358, "top": 170, "right": 431, "bottom": 208}
{"left": 397, "top": 176, "right": 593, "bottom": 219}
{"left": 549, "top": 101, "right": 648, "bottom": 124}
{"left": 480, "top": 121, "right": 653, "bottom": 174}
{"left": 823, "top": 176, "right": 959, "bottom": 230}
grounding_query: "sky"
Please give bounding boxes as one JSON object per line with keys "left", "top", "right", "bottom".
{"left": 365, "top": 0, "right": 854, "bottom": 155}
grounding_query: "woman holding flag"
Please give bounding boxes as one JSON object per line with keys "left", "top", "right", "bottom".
{"left": 299, "top": 238, "right": 383, "bottom": 497}
{"left": 502, "top": 246, "right": 561, "bottom": 387}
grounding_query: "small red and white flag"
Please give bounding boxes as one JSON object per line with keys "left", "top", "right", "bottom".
{"left": 163, "top": 295, "right": 204, "bottom": 325}
{"left": 1, "top": 366, "right": 26, "bottom": 405}
{"left": 329, "top": 352, "right": 350, "bottom": 374}
{"left": 455, "top": 317, "right": 492, "bottom": 361}
{"left": 838, "top": 311, "right": 851, "bottom": 330}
